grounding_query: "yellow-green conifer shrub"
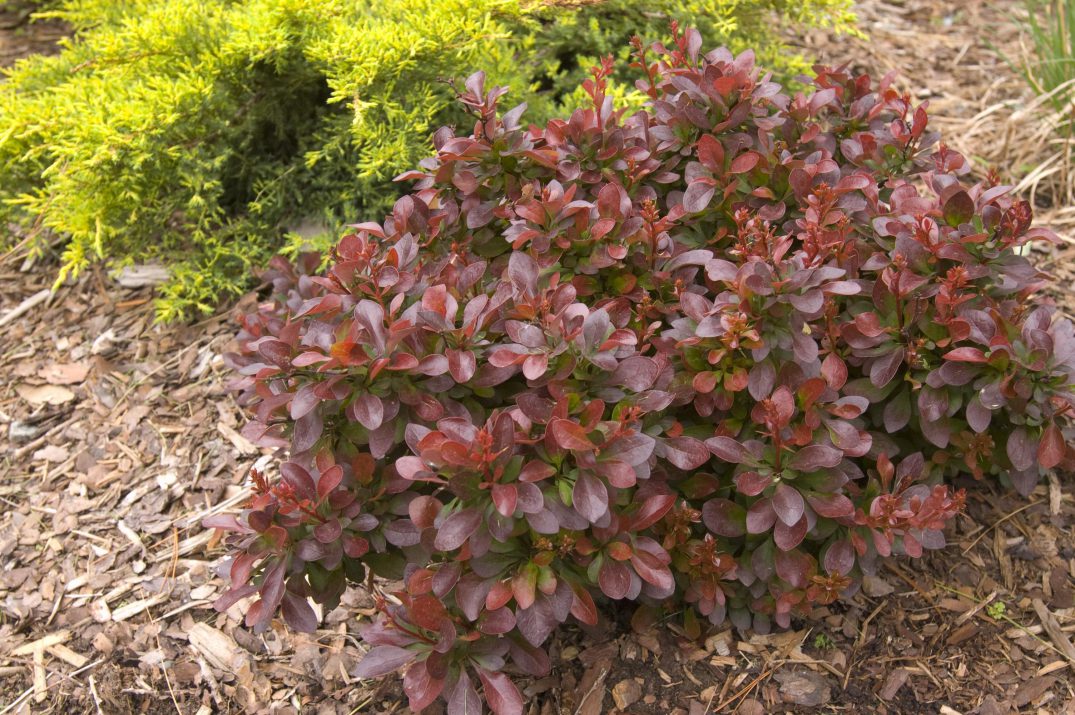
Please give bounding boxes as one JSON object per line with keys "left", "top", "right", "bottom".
{"left": 0, "top": 0, "right": 856, "bottom": 320}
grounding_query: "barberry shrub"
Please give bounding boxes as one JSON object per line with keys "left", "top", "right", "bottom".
{"left": 209, "top": 28, "right": 1075, "bottom": 715}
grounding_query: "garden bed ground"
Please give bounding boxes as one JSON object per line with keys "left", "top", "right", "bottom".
{"left": 0, "top": 2, "right": 66, "bottom": 69}
{"left": 2, "top": 1, "right": 1075, "bottom": 713}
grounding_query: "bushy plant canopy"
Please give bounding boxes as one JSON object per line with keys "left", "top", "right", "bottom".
{"left": 0, "top": 0, "right": 855, "bottom": 320}
{"left": 208, "top": 28, "right": 1074, "bottom": 715}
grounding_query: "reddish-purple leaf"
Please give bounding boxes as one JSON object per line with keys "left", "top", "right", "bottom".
{"left": 662, "top": 436, "right": 711, "bottom": 470}
{"left": 403, "top": 660, "right": 445, "bottom": 713}
{"left": 870, "top": 348, "right": 905, "bottom": 388}
{"left": 746, "top": 499, "right": 776, "bottom": 534}
{"left": 775, "top": 549, "right": 813, "bottom": 588}
{"left": 943, "top": 347, "right": 988, "bottom": 363}
{"left": 290, "top": 384, "right": 320, "bottom": 420}
{"left": 281, "top": 592, "right": 318, "bottom": 633}
{"left": 316, "top": 464, "right": 343, "bottom": 499}
{"left": 826, "top": 420, "right": 871, "bottom": 456}
{"left": 508, "top": 252, "right": 539, "bottom": 293}
{"left": 447, "top": 671, "right": 482, "bottom": 715}
{"left": 942, "top": 189, "right": 975, "bottom": 227}
{"left": 598, "top": 559, "right": 632, "bottom": 599}
{"left": 314, "top": 518, "right": 342, "bottom": 543}
{"left": 729, "top": 151, "right": 760, "bottom": 174}
{"left": 966, "top": 395, "right": 993, "bottom": 433}
{"left": 519, "top": 460, "right": 556, "bottom": 482}
{"left": 774, "top": 515, "right": 809, "bottom": 551}
{"left": 683, "top": 180, "right": 717, "bottom": 213}
{"left": 772, "top": 483, "right": 805, "bottom": 526}
{"left": 604, "top": 431, "right": 655, "bottom": 465}
{"left": 478, "top": 669, "right": 524, "bottom": 715}
{"left": 1007, "top": 426, "right": 1038, "bottom": 472}
{"left": 569, "top": 583, "right": 599, "bottom": 625}
{"left": 410, "top": 594, "right": 449, "bottom": 632}
{"left": 823, "top": 539, "right": 855, "bottom": 575}
{"left": 509, "top": 639, "right": 552, "bottom": 676}
{"left": 433, "top": 508, "right": 482, "bottom": 551}
{"left": 479, "top": 607, "right": 517, "bottom": 635}
{"left": 610, "top": 356, "right": 658, "bottom": 391}
{"left": 853, "top": 312, "right": 885, "bottom": 337}
{"left": 396, "top": 455, "right": 429, "bottom": 481}
{"left": 548, "top": 419, "right": 595, "bottom": 450}
{"left": 491, "top": 483, "right": 518, "bottom": 517}
{"left": 788, "top": 444, "right": 843, "bottom": 471}
{"left": 573, "top": 472, "right": 608, "bottom": 523}
{"left": 353, "top": 645, "right": 416, "bottom": 679}
{"left": 631, "top": 550, "right": 674, "bottom": 591}
{"left": 351, "top": 393, "right": 384, "bottom": 430}
{"left": 734, "top": 470, "right": 771, "bottom": 496}
{"left": 257, "top": 339, "right": 292, "bottom": 368}
{"left": 697, "top": 134, "right": 724, "bottom": 171}
{"left": 446, "top": 348, "right": 477, "bottom": 383}
{"left": 706, "top": 436, "right": 751, "bottom": 464}
{"left": 281, "top": 462, "right": 317, "bottom": 501}
{"left": 596, "top": 459, "right": 637, "bottom": 488}
{"left": 203, "top": 513, "right": 244, "bottom": 532}
{"left": 902, "top": 532, "right": 922, "bottom": 558}
{"left": 515, "top": 599, "right": 557, "bottom": 646}
{"left": 292, "top": 409, "right": 323, "bottom": 453}
{"left": 821, "top": 353, "right": 848, "bottom": 389}
{"left": 702, "top": 498, "right": 746, "bottom": 537}
{"left": 1038, "top": 422, "right": 1066, "bottom": 469}
{"left": 523, "top": 353, "right": 548, "bottom": 380}
{"left": 806, "top": 492, "right": 854, "bottom": 518}
{"left": 629, "top": 494, "right": 676, "bottom": 531}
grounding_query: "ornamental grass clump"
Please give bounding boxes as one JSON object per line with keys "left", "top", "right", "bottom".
{"left": 209, "top": 27, "right": 1075, "bottom": 715}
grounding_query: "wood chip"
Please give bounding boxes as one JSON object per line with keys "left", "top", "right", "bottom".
{"left": 1012, "top": 675, "right": 1056, "bottom": 708}
{"left": 115, "top": 520, "right": 146, "bottom": 553}
{"left": 611, "top": 678, "right": 642, "bottom": 710}
{"left": 33, "top": 647, "right": 46, "bottom": 703}
{"left": 879, "top": 669, "right": 910, "bottom": 700}
{"left": 1047, "top": 472, "right": 1062, "bottom": 516}
{"left": 946, "top": 621, "right": 979, "bottom": 646}
{"left": 89, "top": 599, "right": 112, "bottom": 623}
{"left": 574, "top": 658, "right": 611, "bottom": 715}
{"left": 954, "top": 590, "right": 997, "bottom": 626}
{"left": 10, "top": 630, "right": 71, "bottom": 656}
{"left": 0, "top": 288, "right": 50, "bottom": 327}
{"left": 1036, "top": 660, "right": 1069, "bottom": 677}
{"left": 111, "top": 593, "right": 167, "bottom": 622}
{"left": 217, "top": 422, "right": 258, "bottom": 455}
{"left": 187, "top": 623, "right": 249, "bottom": 674}
{"left": 48, "top": 644, "right": 89, "bottom": 668}
{"left": 775, "top": 670, "right": 831, "bottom": 707}
{"left": 1031, "top": 598, "right": 1075, "bottom": 664}
{"left": 38, "top": 362, "right": 90, "bottom": 385}
{"left": 115, "top": 264, "right": 170, "bottom": 288}
{"left": 994, "top": 526, "right": 1015, "bottom": 591}
{"left": 32, "top": 444, "right": 70, "bottom": 462}
{"left": 15, "top": 383, "right": 75, "bottom": 406}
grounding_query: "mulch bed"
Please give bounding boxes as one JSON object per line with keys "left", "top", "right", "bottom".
{"left": 0, "top": 2, "right": 67, "bottom": 69}
{"left": 2, "top": 0, "right": 1075, "bottom": 713}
